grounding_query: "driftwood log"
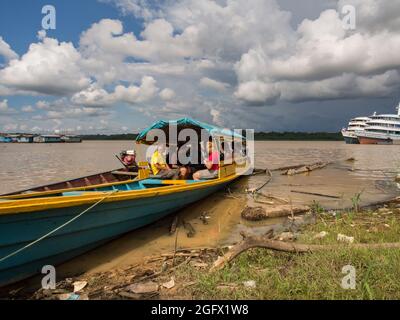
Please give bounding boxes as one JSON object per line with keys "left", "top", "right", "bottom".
{"left": 281, "top": 162, "right": 329, "bottom": 176}
{"left": 211, "top": 234, "right": 400, "bottom": 271}
{"left": 272, "top": 164, "right": 307, "bottom": 172}
{"left": 241, "top": 205, "right": 310, "bottom": 221}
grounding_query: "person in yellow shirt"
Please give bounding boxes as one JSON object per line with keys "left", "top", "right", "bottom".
{"left": 150, "top": 144, "right": 180, "bottom": 179}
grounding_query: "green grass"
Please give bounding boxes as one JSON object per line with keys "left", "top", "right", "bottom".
{"left": 174, "top": 209, "right": 400, "bottom": 300}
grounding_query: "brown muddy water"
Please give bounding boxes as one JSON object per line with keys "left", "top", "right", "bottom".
{"left": 0, "top": 141, "right": 399, "bottom": 282}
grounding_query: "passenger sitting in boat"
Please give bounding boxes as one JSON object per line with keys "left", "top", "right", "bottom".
{"left": 220, "top": 141, "right": 233, "bottom": 163}
{"left": 171, "top": 144, "right": 191, "bottom": 180}
{"left": 150, "top": 144, "right": 180, "bottom": 179}
{"left": 174, "top": 145, "right": 192, "bottom": 180}
{"left": 120, "top": 150, "right": 137, "bottom": 172}
{"left": 193, "top": 141, "right": 219, "bottom": 180}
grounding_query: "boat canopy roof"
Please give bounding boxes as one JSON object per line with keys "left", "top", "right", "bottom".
{"left": 136, "top": 117, "right": 245, "bottom": 145}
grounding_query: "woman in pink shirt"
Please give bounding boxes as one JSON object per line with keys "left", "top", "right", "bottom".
{"left": 193, "top": 141, "right": 219, "bottom": 180}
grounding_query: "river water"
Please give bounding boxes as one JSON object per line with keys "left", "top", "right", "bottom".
{"left": 1, "top": 140, "right": 399, "bottom": 194}
{"left": 0, "top": 141, "right": 399, "bottom": 278}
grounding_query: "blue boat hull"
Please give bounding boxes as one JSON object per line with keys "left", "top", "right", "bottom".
{"left": 0, "top": 182, "right": 229, "bottom": 286}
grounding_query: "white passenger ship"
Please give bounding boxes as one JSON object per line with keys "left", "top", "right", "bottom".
{"left": 341, "top": 117, "right": 371, "bottom": 144}
{"left": 355, "top": 103, "right": 400, "bottom": 145}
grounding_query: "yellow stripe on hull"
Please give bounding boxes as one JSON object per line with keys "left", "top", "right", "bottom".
{"left": 0, "top": 174, "right": 238, "bottom": 216}
{"left": 0, "top": 177, "right": 140, "bottom": 200}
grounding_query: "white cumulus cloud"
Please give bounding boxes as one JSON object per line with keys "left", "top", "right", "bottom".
{"left": 200, "top": 77, "right": 230, "bottom": 92}
{"left": 0, "top": 37, "right": 18, "bottom": 62}
{"left": 72, "top": 76, "right": 159, "bottom": 107}
{"left": 0, "top": 99, "right": 17, "bottom": 114}
{"left": 0, "top": 38, "right": 90, "bottom": 95}
{"left": 159, "top": 88, "right": 176, "bottom": 101}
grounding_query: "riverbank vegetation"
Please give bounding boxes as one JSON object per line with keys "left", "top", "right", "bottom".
{"left": 175, "top": 207, "right": 400, "bottom": 300}
{"left": 80, "top": 134, "right": 138, "bottom": 141}
{"left": 254, "top": 132, "right": 342, "bottom": 141}
{"left": 13, "top": 203, "right": 400, "bottom": 300}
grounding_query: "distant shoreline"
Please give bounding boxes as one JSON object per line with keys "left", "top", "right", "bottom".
{"left": 80, "top": 132, "right": 343, "bottom": 141}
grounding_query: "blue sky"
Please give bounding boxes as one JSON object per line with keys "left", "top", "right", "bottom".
{"left": 1, "top": 1, "right": 126, "bottom": 53}
{"left": 0, "top": 0, "right": 155, "bottom": 133}
{"left": 0, "top": 0, "right": 399, "bottom": 134}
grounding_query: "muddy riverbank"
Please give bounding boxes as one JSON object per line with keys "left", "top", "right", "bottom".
{"left": 7, "top": 198, "right": 400, "bottom": 300}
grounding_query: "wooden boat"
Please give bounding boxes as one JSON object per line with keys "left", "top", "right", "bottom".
{"left": 0, "top": 118, "right": 250, "bottom": 286}
{"left": 0, "top": 168, "right": 137, "bottom": 197}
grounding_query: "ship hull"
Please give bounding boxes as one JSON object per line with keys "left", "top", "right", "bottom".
{"left": 343, "top": 136, "right": 359, "bottom": 144}
{"left": 341, "top": 129, "right": 361, "bottom": 144}
{"left": 358, "top": 136, "right": 393, "bottom": 145}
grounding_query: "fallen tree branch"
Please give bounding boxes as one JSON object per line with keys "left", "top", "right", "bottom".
{"left": 161, "top": 252, "right": 200, "bottom": 258}
{"left": 290, "top": 190, "right": 341, "bottom": 199}
{"left": 211, "top": 235, "right": 400, "bottom": 271}
{"left": 246, "top": 169, "right": 272, "bottom": 194}
{"left": 114, "top": 256, "right": 192, "bottom": 293}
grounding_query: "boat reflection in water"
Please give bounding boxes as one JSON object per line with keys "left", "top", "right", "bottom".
{"left": 0, "top": 118, "right": 251, "bottom": 286}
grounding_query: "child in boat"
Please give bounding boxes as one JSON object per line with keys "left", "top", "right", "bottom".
{"left": 167, "top": 144, "right": 191, "bottom": 180}
{"left": 150, "top": 144, "right": 180, "bottom": 179}
{"left": 193, "top": 141, "right": 219, "bottom": 180}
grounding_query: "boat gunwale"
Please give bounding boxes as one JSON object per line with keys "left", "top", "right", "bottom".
{"left": 0, "top": 173, "right": 137, "bottom": 200}
{"left": 0, "top": 174, "right": 239, "bottom": 216}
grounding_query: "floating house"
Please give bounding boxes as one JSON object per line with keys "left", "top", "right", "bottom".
{"left": 61, "top": 135, "right": 82, "bottom": 143}
{"left": 17, "top": 135, "right": 34, "bottom": 143}
{"left": 0, "top": 136, "right": 12, "bottom": 143}
{"left": 7, "top": 134, "right": 20, "bottom": 143}
{"left": 0, "top": 133, "right": 81, "bottom": 143}
{"left": 33, "top": 135, "right": 63, "bottom": 143}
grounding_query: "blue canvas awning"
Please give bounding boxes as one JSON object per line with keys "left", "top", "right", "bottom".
{"left": 136, "top": 118, "right": 244, "bottom": 144}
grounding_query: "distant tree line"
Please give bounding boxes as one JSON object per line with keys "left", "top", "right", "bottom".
{"left": 80, "top": 134, "right": 138, "bottom": 141}
{"left": 253, "top": 131, "right": 342, "bottom": 141}
{"left": 81, "top": 132, "right": 342, "bottom": 141}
